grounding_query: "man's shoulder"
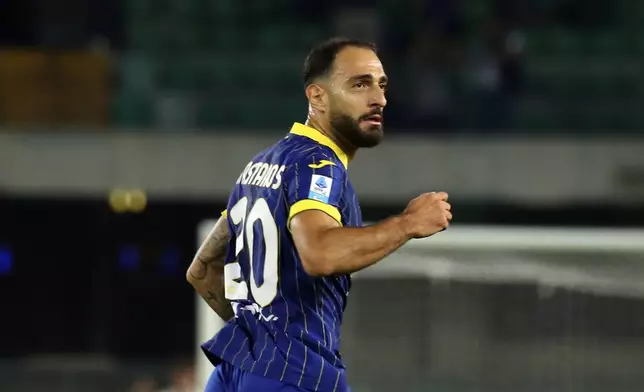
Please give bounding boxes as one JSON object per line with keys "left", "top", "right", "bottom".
{"left": 282, "top": 136, "right": 344, "bottom": 171}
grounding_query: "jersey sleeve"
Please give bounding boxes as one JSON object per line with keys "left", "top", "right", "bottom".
{"left": 285, "top": 152, "right": 345, "bottom": 228}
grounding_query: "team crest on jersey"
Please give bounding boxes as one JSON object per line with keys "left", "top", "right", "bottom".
{"left": 308, "top": 174, "right": 333, "bottom": 203}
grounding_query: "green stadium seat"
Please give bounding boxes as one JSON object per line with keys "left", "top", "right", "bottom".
{"left": 553, "top": 30, "right": 584, "bottom": 56}
{"left": 526, "top": 31, "right": 581, "bottom": 57}
{"left": 169, "top": 0, "right": 205, "bottom": 20}
{"left": 119, "top": 54, "right": 156, "bottom": 94}
{"left": 209, "top": 0, "right": 238, "bottom": 21}
{"left": 126, "top": 22, "right": 156, "bottom": 51}
{"left": 197, "top": 96, "right": 238, "bottom": 128}
{"left": 254, "top": 27, "right": 291, "bottom": 51}
{"left": 586, "top": 32, "right": 626, "bottom": 56}
{"left": 205, "top": 26, "right": 243, "bottom": 52}
{"left": 156, "top": 58, "right": 198, "bottom": 90}
{"left": 112, "top": 90, "right": 154, "bottom": 127}
{"left": 516, "top": 104, "right": 557, "bottom": 130}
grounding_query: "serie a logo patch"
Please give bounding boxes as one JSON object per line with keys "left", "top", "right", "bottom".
{"left": 308, "top": 175, "right": 333, "bottom": 203}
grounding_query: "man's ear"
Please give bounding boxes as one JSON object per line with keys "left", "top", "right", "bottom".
{"left": 305, "top": 83, "right": 327, "bottom": 113}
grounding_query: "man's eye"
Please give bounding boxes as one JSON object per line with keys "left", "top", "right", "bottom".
{"left": 354, "top": 82, "right": 365, "bottom": 89}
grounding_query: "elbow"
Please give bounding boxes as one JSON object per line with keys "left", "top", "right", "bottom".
{"left": 186, "top": 264, "right": 200, "bottom": 287}
{"left": 186, "top": 269, "right": 196, "bottom": 286}
{"left": 300, "top": 254, "right": 334, "bottom": 277}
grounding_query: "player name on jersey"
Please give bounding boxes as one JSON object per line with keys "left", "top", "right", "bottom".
{"left": 236, "top": 161, "right": 287, "bottom": 189}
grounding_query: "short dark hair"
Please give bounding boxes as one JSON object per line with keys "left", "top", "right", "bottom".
{"left": 303, "top": 37, "right": 377, "bottom": 87}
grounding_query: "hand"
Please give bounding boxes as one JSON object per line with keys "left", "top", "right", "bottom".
{"left": 401, "top": 192, "right": 452, "bottom": 238}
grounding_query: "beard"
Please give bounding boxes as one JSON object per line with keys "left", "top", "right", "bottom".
{"left": 329, "top": 108, "right": 384, "bottom": 148}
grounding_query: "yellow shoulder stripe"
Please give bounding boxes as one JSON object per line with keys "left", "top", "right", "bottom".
{"left": 287, "top": 199, "right": 342, "bottom": 228}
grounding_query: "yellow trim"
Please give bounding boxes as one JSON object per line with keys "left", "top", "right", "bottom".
{"left": 289, "top": 123, "right": 349, "bottom": 168}
{"left": 288, "top": 199, "right": 342, "bottom": 227}
{"left": 221, "top": 209, "right": 228, "bottom": 219}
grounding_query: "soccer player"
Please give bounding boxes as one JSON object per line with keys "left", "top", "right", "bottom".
{"left": 187, "top": 37, "right": 452, "bottom": 392}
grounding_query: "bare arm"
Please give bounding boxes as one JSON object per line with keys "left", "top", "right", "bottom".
{"left": 186, "top": 216, "right": 234, "bottom": 321}
{"left": 290, "top": 192, "right": 452, "bottom": 277}
{"left": 290, "top": 212, "right": 410, "bottom": 276}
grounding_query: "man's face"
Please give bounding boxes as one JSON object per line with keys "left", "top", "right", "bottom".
{"left": 325, "top": 47, "right": 388, "bottom": 148}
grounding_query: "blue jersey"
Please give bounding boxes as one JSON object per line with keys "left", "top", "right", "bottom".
{"left": 201, "top": 122, "right": 362, "bottom": 392}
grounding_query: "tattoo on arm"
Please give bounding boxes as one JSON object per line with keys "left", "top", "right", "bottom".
{"left": 188, "top": 218, "right": 234, "bottom": 321}
{"left": 189, "top": 220, "right": 229, "bottom": 280}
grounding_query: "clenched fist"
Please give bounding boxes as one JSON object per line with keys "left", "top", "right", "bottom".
{"left": 401, "top": 192, "right": 452, "bottom": 238}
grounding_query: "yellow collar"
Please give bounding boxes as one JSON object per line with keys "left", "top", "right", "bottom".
{"left": 289, "top": 122, "right": 349, "bottom": 168}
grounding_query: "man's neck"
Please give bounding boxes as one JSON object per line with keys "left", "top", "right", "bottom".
{"left": 305, "top": 117, "right": 356, "bottom": 159}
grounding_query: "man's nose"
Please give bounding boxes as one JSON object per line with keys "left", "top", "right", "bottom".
{"left": 369, "top": 88, "right": 387, "bottom": 108}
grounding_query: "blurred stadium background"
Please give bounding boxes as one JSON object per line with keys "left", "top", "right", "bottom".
{"left": 2, "top": 0, "right": 644, "bottom": 391}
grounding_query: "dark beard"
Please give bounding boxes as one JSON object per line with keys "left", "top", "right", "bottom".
{"left": 329, "top": 111, "right": 383, "bottom": 148}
